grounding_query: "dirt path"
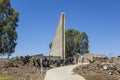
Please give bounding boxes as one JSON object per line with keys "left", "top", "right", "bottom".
{"left": 44, "top": 64, "right": 86, "bottom": 80}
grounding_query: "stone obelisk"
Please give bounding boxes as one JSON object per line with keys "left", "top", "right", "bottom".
{"left": 49, "top": 12, "right": 65, "bottom": 59}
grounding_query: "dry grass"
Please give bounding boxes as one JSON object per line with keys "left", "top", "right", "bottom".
{"left": 82, "top": 74, "right": 117, "bottom": 80}
{"left": 0, "top": 59, "right": 47, "bottom": 80}
{"left": 73, "top": 66, "right": 118, "bottom": 80}
{"left": 0, "top": 75, "right": 13, "bottom": 80}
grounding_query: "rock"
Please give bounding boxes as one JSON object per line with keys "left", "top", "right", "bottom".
{"left": 117, "top": 70, "right": 120, "bottom": 74}
{"left": 103, "top": 65, "right": 108, "bottom": 70}
{"left": 74, "top": 57, "right": 120, "bottom": 80}
{"left": 108, "top": 72, "right": 113, "bottom": 75}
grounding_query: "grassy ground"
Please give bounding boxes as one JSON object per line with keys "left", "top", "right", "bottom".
{"left": 0, "top": 75, "right": 13, "bottom": 80}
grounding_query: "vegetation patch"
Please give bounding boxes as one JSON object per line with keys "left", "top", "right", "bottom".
{"left": 0, "top": 75, "right": 13, "bottom": 80}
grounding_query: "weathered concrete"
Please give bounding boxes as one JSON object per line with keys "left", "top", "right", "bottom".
{"left": 49, "top": 12, "right": 65, "bottom": 59}
{"left": 44, "top": 64, "right": 86, "bottom": 80}
{"left": 73, "top": 53, "right": 106, "bottom": 64}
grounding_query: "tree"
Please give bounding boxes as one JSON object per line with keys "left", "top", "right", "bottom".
{"left": 80, "top": 32, "right": 89, "bottom": 54}
{"left": 65, "top": 29, "right": 89, "bottom": 57}
{"left": 0, "top": 0, "right": 19, "bottom": 57}
{"left": 49, "top": 42, "right": 52, "bottom": 49}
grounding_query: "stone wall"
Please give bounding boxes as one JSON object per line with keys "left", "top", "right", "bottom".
{"left": 73, "top": 53, "right": 106, "bottom": 63}
{"left": 31, "top": 54, "right": 61, "bottom": 60}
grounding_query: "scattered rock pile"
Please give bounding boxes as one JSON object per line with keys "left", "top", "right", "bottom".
{"left": 73, "top": 57, "right": 120, "bottom": 80}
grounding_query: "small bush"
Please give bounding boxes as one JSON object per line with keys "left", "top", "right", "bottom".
{"left": 11, "top": 56, "right": 21, "bottom": 61}
{"left": 87, "top": 59, "right": 95, "bottom": 63}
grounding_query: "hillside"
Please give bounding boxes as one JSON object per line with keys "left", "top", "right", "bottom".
{"left": 0, "top": 58, "right": 45, "bottom": 80}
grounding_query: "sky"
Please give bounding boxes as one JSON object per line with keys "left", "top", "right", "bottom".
{"left": 8, "top": 0, "right": 120, "bottom": 57}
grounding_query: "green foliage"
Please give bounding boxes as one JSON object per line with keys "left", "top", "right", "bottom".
{"left": 11, "top": 56, "right": 21, "bottom": 61}
{"left": 80, "top": 32, "right": 89, "bottom": 54}
{"left": 0, "top": 0, "right": 19, "bottom": 56}
{"left": 65, "top": 29, "right": 89, "bottom": 57}
{"left": 87, "top": 58, "right": 95, "bottom": 63}
{"left": 0, "top": 75, "right": 13, "bottom": 80}
{"left": 49, "top": 42, "right": 52, "bottom": 49}
{"left": 0, "top": 0, "right": 4, "bottom": 4}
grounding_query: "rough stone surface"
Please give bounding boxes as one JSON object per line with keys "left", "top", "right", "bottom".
{"left": 0, "top": 59, "right": 45, "bottom": 80}
{"left": 73, "top": 57, "right": 120, "bottom": 80}
{"left": 74, "top": 53, "right": 106, "bottom": 64}
{"left": 49, "top": 13, "right": 65, "bottom": 59}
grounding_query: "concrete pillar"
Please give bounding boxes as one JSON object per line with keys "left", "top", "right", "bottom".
{"left": 49, "top": 12, "right": 65, "bottom": 59}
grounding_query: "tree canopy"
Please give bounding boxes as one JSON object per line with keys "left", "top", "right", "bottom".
{"left": 65, "top": 29, "right": 89, "bottom": 57}
{"left": 0, "top": 0, "right": 19, "bottom": 57}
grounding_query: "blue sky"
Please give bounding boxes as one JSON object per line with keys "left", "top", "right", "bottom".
{"left": 10, "top": 0, "right": 120, "bottom": 57}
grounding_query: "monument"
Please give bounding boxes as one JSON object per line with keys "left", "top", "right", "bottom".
{"left": 49, "top": 12, "right": 65, "bottom": 59}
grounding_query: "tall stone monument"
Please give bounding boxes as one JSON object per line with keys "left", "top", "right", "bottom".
{"left": 49, "top": 12, "right": 65, "bottom": 59}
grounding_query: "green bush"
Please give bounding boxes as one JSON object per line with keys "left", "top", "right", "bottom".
{"left": 87, "top": 59, "right": 95, "bottom": 63}
{"left": 11, "top": 56, "right": 21, "bottom": 61}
